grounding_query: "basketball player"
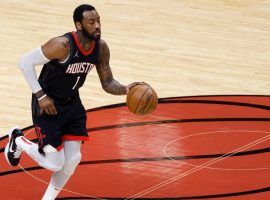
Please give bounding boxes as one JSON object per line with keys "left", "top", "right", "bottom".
{"left": 4, "top": 4, "right": 142, "bottom": 200}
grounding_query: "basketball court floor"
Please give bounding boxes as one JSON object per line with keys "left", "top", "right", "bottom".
{"left": 1, "top": 0, "right": 270, "bottom": 199}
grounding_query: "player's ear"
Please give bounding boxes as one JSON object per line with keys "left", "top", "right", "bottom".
{"left": 75, "top": 22, "right": 82, "bottom": 31}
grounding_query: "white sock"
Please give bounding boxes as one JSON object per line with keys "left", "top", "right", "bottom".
{"left": 41, "top": 183, "right": 61, "bottom": 200}
{"left": 42, "top": 170, "right": 71, "bottom": 200}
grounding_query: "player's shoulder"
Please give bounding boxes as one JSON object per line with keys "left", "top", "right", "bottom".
{"left": 43, "top": 36, "right": 70, "bottom": 53}
{"left": 98, "top": 39, "right": 109, "bottom": 53}
{"left": 41, "top": 36, "right": 70, "bottom": 60}
{"left": 49, "top": 36, "right": 70, "bottom": 50}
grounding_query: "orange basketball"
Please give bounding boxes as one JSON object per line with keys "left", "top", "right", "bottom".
{"left": 126, "top": 84, "right": 158, "bottom": 115}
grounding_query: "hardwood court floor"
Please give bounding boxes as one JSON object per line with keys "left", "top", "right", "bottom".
{"left": 1, "top": 0, "right": 270, "bottom": 133}
{"left": 0, "top": 95, "right": 270, "bottom": 199}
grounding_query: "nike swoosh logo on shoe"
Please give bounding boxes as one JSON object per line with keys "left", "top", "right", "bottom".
{"left": 9, "top": 141, "right": 15, "bottom": 153}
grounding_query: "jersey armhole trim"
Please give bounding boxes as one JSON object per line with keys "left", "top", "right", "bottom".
{"left": 58, "top": 53, "right": 70, "bottom": 64}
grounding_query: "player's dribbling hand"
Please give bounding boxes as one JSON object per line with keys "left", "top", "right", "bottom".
{"left": 126, "top": 82, "right": 148, "bottom": 93}
{"left": 38, "top": 96, "right": 57, "bottom": 115}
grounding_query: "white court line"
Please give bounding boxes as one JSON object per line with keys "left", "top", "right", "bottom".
{"left": 164, "top": 130, "right": 270, "bottom": 171}
{"left": 125, "top": 132, "right": 270, "bottom": 199}
{"left": 20, "top": 128, "right": 107, "bottom": 200}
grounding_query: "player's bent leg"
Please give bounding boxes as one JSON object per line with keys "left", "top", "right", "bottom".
{"left": 17, "top": 138, "right": 65, "bottom": 172}
{"left": 5, "top": 127, "right": 65, "bottom": 172}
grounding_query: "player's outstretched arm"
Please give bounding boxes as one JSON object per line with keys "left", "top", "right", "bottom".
{"left": 19, "top": 37, "right": 69, "bottom": 115}
{"left": 96, "top": 40, "right": 128, "bottom": 95}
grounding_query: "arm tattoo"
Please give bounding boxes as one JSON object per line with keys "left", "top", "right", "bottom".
{"left": 104, "top": 79, "right": 127, "bottom": 95}
{"left": 96, "top": 40, "right": 127, "bottom": 95}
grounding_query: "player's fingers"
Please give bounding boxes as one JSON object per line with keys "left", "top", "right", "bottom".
{"left": 42, "top": 104, "right": 52, "bottom": 115}
{"left": 127, "top": 82, "right": 145, "bottom": 93}
{"left": 126, "top": 84, "right": 136, "bottom": 93}
{"left": 133, "top": 82, "right": 148, "bottom": 86}
{"left": 45, "top": 107, "right": 52, "bottom": 115}
{"left": 138, "top": 81, "right": 148, "bottom": 85}
{"left": 48, "top": 105, "right": 57, "bottom": 115}
{"left": 50, "top": 104, "right": 57, "bottom": 115}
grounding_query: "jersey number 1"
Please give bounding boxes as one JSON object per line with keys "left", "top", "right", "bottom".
{"left": 72, "top": 76, "right": 80, "bottom": 90}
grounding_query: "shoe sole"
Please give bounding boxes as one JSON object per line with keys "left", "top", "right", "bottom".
{"left": 4, "top": 127, "right": 19, "bottom": 166}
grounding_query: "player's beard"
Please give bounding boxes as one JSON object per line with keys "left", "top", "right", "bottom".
{"left": 82, "top": 26, "right": 101, "bottom": 41}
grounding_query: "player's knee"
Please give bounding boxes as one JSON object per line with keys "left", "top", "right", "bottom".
{"left": 40, "top": 158, "right": 65, "bottom": 172}
{"left": 63, "top": 153, "right": 81, "bottom": 175}
{"left": 40, "top": 147, "right": 65, "bottom": 172}
{"left": 47, "top": 163, "right": 64, "bottom": 172}
{"left": 51, "top": 155, "right": 65, "bottom": 172}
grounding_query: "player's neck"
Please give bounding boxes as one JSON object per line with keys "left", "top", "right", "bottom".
{"left": 76, "top": 31, "right": 94, "bottom": 51}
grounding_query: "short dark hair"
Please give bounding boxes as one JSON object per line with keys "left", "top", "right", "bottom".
{"left": 73, "top": 4, "right": 96, "bottom": 23}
